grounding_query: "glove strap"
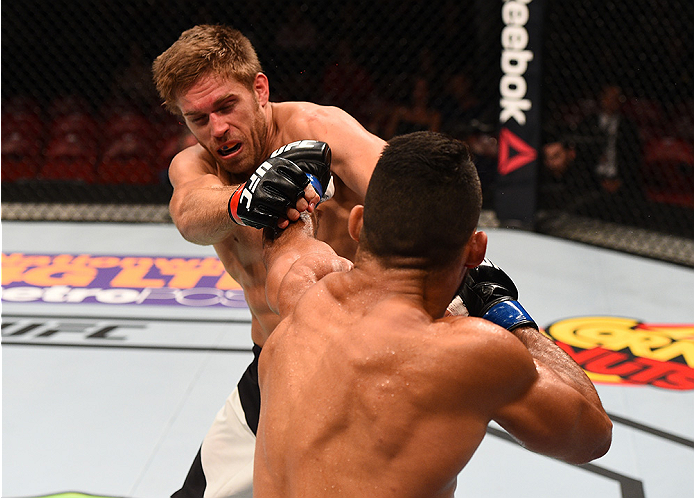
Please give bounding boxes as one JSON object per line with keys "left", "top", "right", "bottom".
{"left": 228, "top": 186, "right": 248, "bottom": 226}
{"left": 482, "top": 300, "right": 538, "bottom": 331}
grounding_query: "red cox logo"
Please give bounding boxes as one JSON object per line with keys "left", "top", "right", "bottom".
{"left": 544, "top": 317, "right": 694, "bottom": 391}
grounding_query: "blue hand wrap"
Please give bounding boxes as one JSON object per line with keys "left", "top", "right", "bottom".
{"left": 482, "top": 300, "right": 537, "bottom": 331}
{"left": 306, "top": 173, "right": 324, "bottom": 199}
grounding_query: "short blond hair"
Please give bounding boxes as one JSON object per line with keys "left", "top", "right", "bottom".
{"left": 152, "top": 24, "right": 263, "bottom": 114}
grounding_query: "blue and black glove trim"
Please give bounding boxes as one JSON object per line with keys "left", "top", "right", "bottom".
{"left": 457, "top": 259, "right": 538, "bottom": 331}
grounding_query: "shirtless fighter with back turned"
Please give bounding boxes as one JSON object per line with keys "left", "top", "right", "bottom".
{"left": 257, "top": 131, "right": 612, "bottom": 497}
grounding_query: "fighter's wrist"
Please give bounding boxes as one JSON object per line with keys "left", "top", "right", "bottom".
{"left": 482, "top": 300, "right": 538, "bottom": 331}
{"left": 228, "top": 185, "right": 247, "bottom": 226}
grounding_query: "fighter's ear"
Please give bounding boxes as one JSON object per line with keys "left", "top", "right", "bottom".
{"left": 348, "top": 205, "right": 364, "bottom": 242}
{"left": 254, "top": 73, "right": 270, "bottom": 106}
{"left": 464, "top": 230, "right": 487, "bottom": 268}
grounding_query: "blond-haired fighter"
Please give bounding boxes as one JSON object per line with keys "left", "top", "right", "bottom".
{"left": 153, "top": 24, "right": 385, "bottom": 497}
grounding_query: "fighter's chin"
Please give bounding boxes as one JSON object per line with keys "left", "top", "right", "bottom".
{"left": 217, "top": 149, "right": 256, "bottom": 177}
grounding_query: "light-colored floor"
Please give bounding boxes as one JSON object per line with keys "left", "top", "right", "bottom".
{"left": 2, "top": 221, "right": 693, "bottom": 498}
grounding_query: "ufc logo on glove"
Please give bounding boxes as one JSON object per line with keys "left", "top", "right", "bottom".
{"left": 270, "top": 140, "right": 322, "bottom": 157}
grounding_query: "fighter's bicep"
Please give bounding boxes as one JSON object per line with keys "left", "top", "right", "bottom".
{"left": 330, "top": 132, "right": 383, "bottom": 196}
{"left": 168, "top": 144, "right": 219, "bottom": 188}
{"left": 301, "top": 107, "right": 385, "bottom": 199}
{"left": 168, "top": 146, "right": 227, "bottom": 215}
{"left": 492, "top": 359, "right": 593, "bottom": 458}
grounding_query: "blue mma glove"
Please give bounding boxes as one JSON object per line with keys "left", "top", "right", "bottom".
{"left": 457, "top": 259, "right": 538, "bottom": 331}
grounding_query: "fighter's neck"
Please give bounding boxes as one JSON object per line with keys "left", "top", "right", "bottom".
{"left": 350, "top": 255, "right": 463, "bottom": 319}
{"left": 262, "top": 101, "right": 283, "bottom": 157}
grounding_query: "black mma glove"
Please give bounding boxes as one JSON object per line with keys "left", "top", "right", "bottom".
{"left": 269, "top": 140, "right": 334, "bottom": 202}
{"left": 228, "top": 156, "right": 311, "bottom": 229}
{"left": 227, "top": 140, "right": 333, "bottom": 229}
{"left": 456, "top": 259, "right": 538, "bottom": 331}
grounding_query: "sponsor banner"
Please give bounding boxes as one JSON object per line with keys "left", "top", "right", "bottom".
{"left": 495, "top": 0, "right": 546, "bottom": 225}
{"left": 545, "top": 317, "right": 694, "bottom": 391}
{"left": 2, "top": 315, "right": 253, "bottom": 350}
{"left": 1, "top": 252, "right": 248, "bottom": 308}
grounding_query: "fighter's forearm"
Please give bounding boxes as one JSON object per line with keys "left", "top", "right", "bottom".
{"left": 501, "top": 325, "right": 612, "bottom": 463}
{"left": 262, "top": 213, "right": 318, "bottom": 269}
{"left": 170, "top": 185, "right": 239, "bottom": 246}
{"left": 263, "top": 213, "right": 346, "bottom": 317}
{"left": 510, "top": 326, "right": 604, "bottom": 407}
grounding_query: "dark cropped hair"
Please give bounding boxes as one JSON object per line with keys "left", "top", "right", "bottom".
{"left": 361, "top": 131, "right": 482, "bottom": 267}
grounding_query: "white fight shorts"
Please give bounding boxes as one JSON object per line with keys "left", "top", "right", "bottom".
{"left": 172, "top": 345, "right": 261, "bottom": 498}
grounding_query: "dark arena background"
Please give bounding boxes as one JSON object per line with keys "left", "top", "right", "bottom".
{"left": 2, "top": 0, "right": 694, "bottom": 266}
{"left": 2, "top": 2, "right": 694, "bottom": 498}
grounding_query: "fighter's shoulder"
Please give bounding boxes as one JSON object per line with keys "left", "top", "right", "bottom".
{"left": 432, "top": 317, "right": 534, "bottom": 379}
{"left": 275, "top": 249, "right": 352, "bottom": 318}
{"left": 292, "top": 251, "right": 353, "bottom": 280}
{"left": 275, "top": 101, "right": 357, "bottom": 135}
{"left": 420, "top": 317, "right": 535, "bottom": 410}
{"left": 170, "top": 143, "right": 216, "bottom": 174}
{"left": 433, "top": 315, "right": 501, "bottom": 344}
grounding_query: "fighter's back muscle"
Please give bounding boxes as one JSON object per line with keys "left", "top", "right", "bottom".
{"left": 258, "top": 291, "right": 532, "bottom": 496}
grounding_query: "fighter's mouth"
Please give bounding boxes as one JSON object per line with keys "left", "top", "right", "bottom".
{"left": 218, "top": 143, "right": 242, "bottom": 157}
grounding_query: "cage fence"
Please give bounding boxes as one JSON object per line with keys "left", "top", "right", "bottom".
{"left": 2, "top": 0, "right": 693, "bottom": 266}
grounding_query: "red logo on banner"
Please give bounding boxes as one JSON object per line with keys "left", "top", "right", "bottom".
{"left": 544, "top": 317, "right": 694, "bottom": 390}
{"left": 498, "top": 127, "right": 537, "bottom": 175}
